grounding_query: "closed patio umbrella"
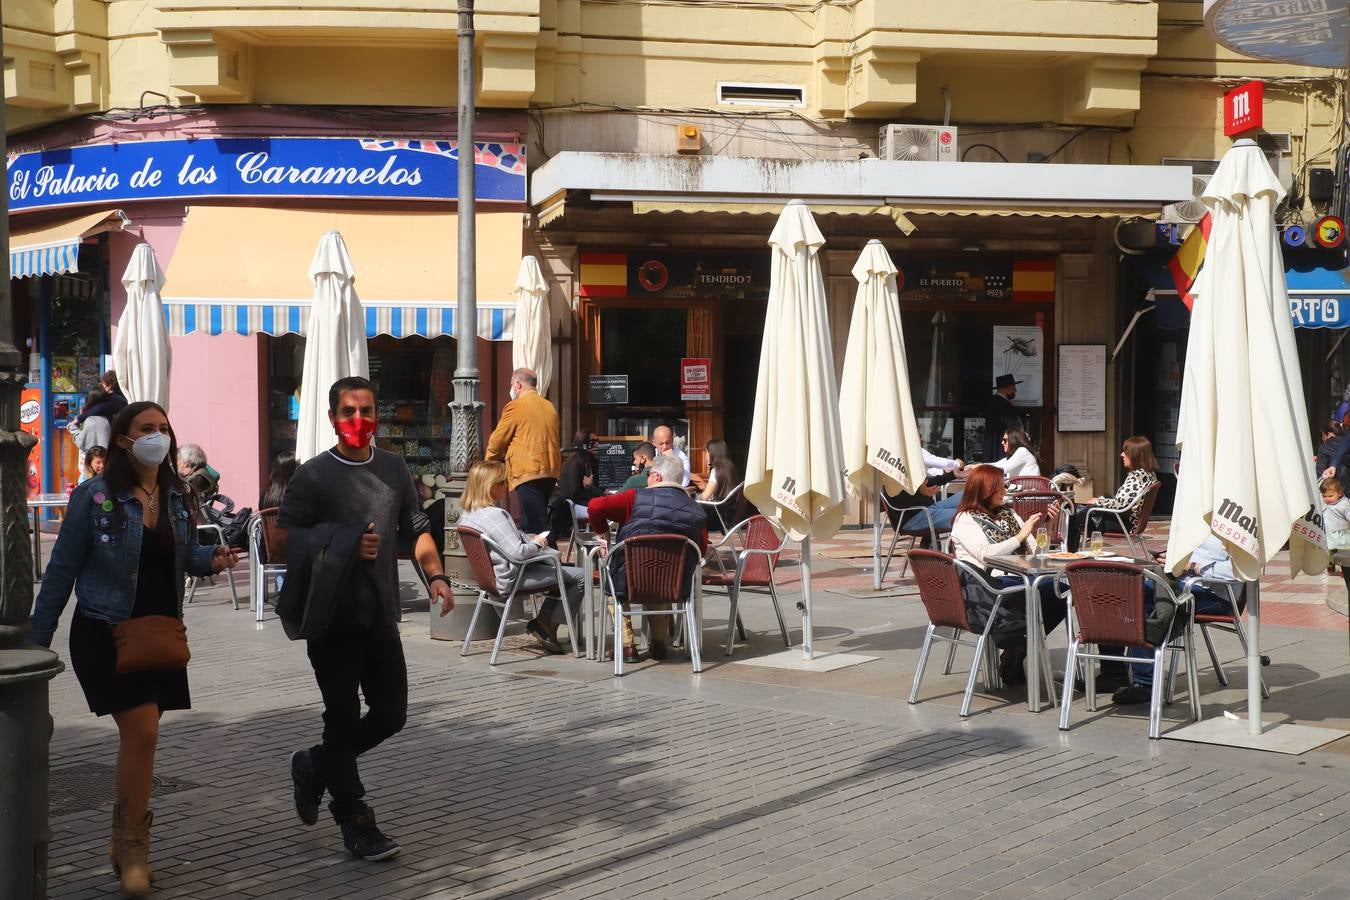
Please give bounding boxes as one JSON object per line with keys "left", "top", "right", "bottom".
{"left": 1165, "top": 138, "right": 1327, "bottom": 735}
{"left": 839, "top": 240, "right": 927, "bottom": 590}
{"left": 295, "top": 230, "right": 369, "bottom": 463}
{"left": 744, "top": 201, "right": 847, "bottom": 659}
{"left": 113, "top": 242, "right": 172, "bottom": 408}
{"left": 512, "top": 255, "right": 553, "bottom": 396}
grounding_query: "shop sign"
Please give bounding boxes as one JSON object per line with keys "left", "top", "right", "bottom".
{"left": 1158, "top": 218, "right": 1347, "bottom": 251}
{"left": 894, "top": 258, "right": 1055, "bottom": 303}
{"left": 588, "top": 375, "right": 629, "bottom": 405}
{"left": 6, "top": 137, "right": 526, "bottom": 213}
{"left": 1223, "top": 81, "right": 1264, "bottom": 136}
{"left": 579, "top": 251, "right": 769, "bottom": 300}
{"left": 680, "top": 357, "right": 711, "bottom": 401}
{"left": 1288, "top": 293, "right": 1350, "bottom": 328}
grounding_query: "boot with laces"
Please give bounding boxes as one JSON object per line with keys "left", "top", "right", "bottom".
{"left": 110, "top": 803, "right": 153, "bottom": 896}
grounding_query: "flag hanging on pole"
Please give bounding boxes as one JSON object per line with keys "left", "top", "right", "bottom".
{"left": 1167, "top": 213, "right": 1212, "bottom": 310}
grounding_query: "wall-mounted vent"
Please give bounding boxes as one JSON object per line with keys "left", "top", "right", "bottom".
{"left": 716, "top": 82, "right": 805, "bottom": 108}
{"left": 1257, "top": 132, "right": 1293, "bottom": 155}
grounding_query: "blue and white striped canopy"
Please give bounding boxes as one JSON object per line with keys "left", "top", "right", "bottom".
{"left": 10, "top": 239, "right": 81, "bottom": 278}
{"left": 161, "top": 301, "right": 514, "bottom": 341}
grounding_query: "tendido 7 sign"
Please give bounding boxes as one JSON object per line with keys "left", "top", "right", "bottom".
{"left": 6, "top": 137, "right": 526, "bottom": 212}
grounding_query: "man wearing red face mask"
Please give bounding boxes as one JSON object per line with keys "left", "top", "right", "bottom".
{"left": 278, "top": 376, "right": 454, "bottom": 862}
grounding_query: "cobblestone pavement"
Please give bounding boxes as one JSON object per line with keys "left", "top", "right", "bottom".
{"left": 41, "top": 577, "right": 1350, "bottom": 900}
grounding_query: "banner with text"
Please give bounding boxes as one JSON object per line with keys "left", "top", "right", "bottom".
{"left": 7, "top": 137, "right": 526, "bottom": 212}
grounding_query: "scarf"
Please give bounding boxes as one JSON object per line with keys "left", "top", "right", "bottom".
{"left": 969, "top": 506, "right": 1025, "bottom": 553}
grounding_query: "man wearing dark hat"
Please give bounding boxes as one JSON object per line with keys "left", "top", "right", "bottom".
{"left": 982, "top": 374, "right": 1022, "bottom": 463}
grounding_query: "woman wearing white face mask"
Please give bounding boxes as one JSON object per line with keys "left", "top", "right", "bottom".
{"left": 29, "top": 401, "right": 237, "bottom": 896}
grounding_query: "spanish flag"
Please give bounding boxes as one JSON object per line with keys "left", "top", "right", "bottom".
{"left": 1167, "top": 213, "right": 1212, "bottom": 310}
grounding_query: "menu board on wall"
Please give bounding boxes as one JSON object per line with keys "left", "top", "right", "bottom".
{"left": 595, "top": 442, "right": 636, "bottom": 493}
{"left": 1058, "top": 344, "right": 1106, "bottom": 432}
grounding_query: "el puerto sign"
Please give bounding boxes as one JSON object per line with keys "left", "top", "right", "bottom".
{"left": 6, "top": 136, "right": 526, "bottom": 212}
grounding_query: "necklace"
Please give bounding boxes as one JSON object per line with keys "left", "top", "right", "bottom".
{"left": 135, "top": 484, "right": 159, "bottom": 512}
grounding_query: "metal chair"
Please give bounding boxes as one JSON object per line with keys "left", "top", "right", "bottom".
{"left": 458, "top": 526, "right": 581, "bottom": 665}
{"left": 186, "top": 522, "right": 240, "bottom": 609}
{"left": 1177, "top": 576, "right": 1269, "bottom": 699}
{"left": 698, "top": 482, "right": 746, "bottom": 537}
{"left": 1058, "top": 560, "right": 1199, "bottom": 740}
{"left": 1008, "top": 475, "right": 1054, "bottom": 493}
{"left": 561, "top": 500, "right": 598, "bottom": 565}
{"left": 877, "top": 492, "right": 946, "bottom": 581}
{"left": 601, "top": 534, "right": 704, "bottom": 676}
{"left": 908, "top": 549, "right": 1049, "bottom": 717}
{"left": 1084, "top": 480, "right": 1162, "bottom": 557}
{"left": 249, "top": 508, "right": 287, "bottom": 623}
{"left": 1005, "top": 491, "right": 1067, "bottom": 551}
{"left": 701, "top": 515, "right": 790, "bottom": 656}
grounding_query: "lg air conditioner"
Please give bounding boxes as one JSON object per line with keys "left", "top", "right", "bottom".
{"left": 879, "top": 124, "right": 959, "bottom": 162}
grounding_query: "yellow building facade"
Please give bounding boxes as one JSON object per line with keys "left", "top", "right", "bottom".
{"left": 4, "top": 0, "right": 1343, "bottom": 505}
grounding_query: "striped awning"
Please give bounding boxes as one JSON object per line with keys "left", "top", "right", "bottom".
{"left": 163, "top": 300, "right": 514, "bottom": 340}
{"left": 9, "top": 209, "right": 123, "bottom": 278}
{"left": 161, "top": 205, "right": 523, "bottom": 341}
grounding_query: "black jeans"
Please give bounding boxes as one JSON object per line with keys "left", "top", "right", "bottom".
{"left": 306, "top": 625, "right": 408, "bottom": 818}
{"left": 514, "top": 477, "right": 557, "bottom": 542}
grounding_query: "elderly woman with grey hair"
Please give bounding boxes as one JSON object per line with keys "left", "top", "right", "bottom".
{"left": 177, "top": 442, "right": 220, "bottom": 502}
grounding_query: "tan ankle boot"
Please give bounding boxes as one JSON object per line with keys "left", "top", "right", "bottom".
{"left": 110, "top": 804, "right": 153, "bottom": 896}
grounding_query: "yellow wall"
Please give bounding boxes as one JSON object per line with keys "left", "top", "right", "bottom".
{"left": 4, "top": 0, "right": 1343, "bottom": 210}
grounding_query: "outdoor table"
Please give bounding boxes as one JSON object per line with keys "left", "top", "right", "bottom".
{"left": 986, "top": 552, "right": 1159, "bottom": 712}
{"left": 29, "top": 492, "right": 71, "bottom": 581}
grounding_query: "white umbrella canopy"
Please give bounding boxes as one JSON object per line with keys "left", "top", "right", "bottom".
{"left": 1165, "top": 138, "right": 1327, "bottom": 734}
{"left": 744, "top": 201, "right": 847, "bottom": 658}
{"left": 512, "top": 255, "right": 553, "bottom": 396}
{"left": 295, "top": 230, "right": 370, "bottom": 463}
{"left": 839, "top": 240, "right": 927, "bottom": 589}
{"left": 113, "top": 242, "right": 172, "bottom": 408}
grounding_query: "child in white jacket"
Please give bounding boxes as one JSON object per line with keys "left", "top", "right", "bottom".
{"left": 1321, "top": 477, "right": 1350, "bottom": 593}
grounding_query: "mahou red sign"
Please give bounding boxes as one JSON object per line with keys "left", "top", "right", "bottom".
{"left": 1224, "top": 81, "right": 1263, "bottom": 136}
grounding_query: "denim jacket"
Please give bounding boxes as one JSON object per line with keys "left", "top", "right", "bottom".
{"left": 29, "top": 476, "right": 216, "bottom": 647}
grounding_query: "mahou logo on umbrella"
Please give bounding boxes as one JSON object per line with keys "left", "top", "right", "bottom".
{"left": 869, "top": 447, "right": 909, "bottom": 482}
{"left": 1215, "top": 497, "right": 1259, "bottom": 553}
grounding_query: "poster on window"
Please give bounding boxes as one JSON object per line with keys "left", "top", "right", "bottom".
{"left": 991, "top": 325, "right": 1043, "bottom": 407}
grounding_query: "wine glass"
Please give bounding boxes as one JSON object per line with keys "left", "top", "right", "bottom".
{"left": 1089, "top": 530, "right": 1105, "bottom": 556}
{"left": 1035, "top": 526, "right": 1050, "bottom": 558}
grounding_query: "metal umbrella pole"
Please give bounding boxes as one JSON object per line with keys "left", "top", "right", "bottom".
{"left": 0, "top": 10, "right": 66, "bottom": 895}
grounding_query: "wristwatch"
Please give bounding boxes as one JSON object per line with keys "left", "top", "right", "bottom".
{"left": 428, "top": 574, "right": 452, "bottom": 588}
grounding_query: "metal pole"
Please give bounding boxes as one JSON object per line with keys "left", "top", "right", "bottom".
{"left": 434, "top": 0, "right": 493, "bottom": 642}
{"left": 0, "top": 9, "right": 65, "bottom": 896}
{"left": 1248, "top": 579, "right": 1263, "bottom": 735}
{"left": 449, "top": 0, "right": 482, "bottom": 475}
{"left": 800, "top": 537, "right": 813, "bottom": 659}
{"left": 872, "top": 472, "right": 882, "bottom": 591}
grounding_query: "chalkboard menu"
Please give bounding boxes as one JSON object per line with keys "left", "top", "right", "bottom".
{"left": 595, "top": 442, "right": 635, "bottom": 493}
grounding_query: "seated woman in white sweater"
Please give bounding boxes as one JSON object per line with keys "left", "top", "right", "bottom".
{"left": 990, "top": 427, "right": 1040, "bottom": 479}
{"left": 949, "top": 465, "right": 1066, "bottom": 684}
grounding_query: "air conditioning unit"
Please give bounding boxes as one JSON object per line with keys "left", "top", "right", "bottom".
{"left": 879, "top": 124, "right": 959, "bottom": 162}
{"left": 1160, "top": 158, "right": 1219, "bottom": 224}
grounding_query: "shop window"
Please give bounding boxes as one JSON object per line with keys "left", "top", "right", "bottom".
{"left": 600, "top": 308, "right": 687, "bottom": 408}
{"left": 265, "top": 333, "right": 455, "bottom": 477}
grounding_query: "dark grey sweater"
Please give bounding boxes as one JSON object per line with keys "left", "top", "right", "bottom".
{"left": 278, "top": 447, "right": 430, "bottom": 629}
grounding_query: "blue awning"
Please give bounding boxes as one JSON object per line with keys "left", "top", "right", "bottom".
{"left": 162, "top": 301, "right": 514, "bottom": 341}
{"left": 8, "top": 209, "right": 122, "bottom": 279}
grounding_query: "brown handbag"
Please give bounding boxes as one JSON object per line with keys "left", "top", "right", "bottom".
{"left": 111, "top": 615, "right": 191, "bottom": 674}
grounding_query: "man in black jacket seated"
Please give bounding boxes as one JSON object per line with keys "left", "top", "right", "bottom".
{"left": 605, "top": 454, "right": 707, "bottom": 661}
{"left": 278, "top": 376, "right": 454, "bottom": 863}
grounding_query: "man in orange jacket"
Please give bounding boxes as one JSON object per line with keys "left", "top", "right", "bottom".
{"left": 485, "top": 368, "right": 562, "bottom": 538}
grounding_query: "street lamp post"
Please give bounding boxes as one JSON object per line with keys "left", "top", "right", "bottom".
{"left": 0, "top": 11, "right": 66, "bottom": 897}
{"left": 435, "top": 0, "right": 489, "bottom": 639}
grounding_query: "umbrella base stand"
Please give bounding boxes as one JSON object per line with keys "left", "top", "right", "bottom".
{"left": 1163, "top": 716, "right": 1349, "bottom": 755}
{"left": 735, "top": 649, "right": 880, "bottom": 673}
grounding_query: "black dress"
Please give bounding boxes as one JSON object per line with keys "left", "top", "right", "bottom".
{"left": 69, "top": 506, "right": 191, "bottom": 717}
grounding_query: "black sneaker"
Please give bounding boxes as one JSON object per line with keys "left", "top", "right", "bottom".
{"left": 335, "top": 803, "right": 401, "bottom": 862}
{"left": 1112, "top": 684, "right": 1153, "bottom": 706}
{"left": 290, "top": 749, "right": 323, "bottom": 826}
